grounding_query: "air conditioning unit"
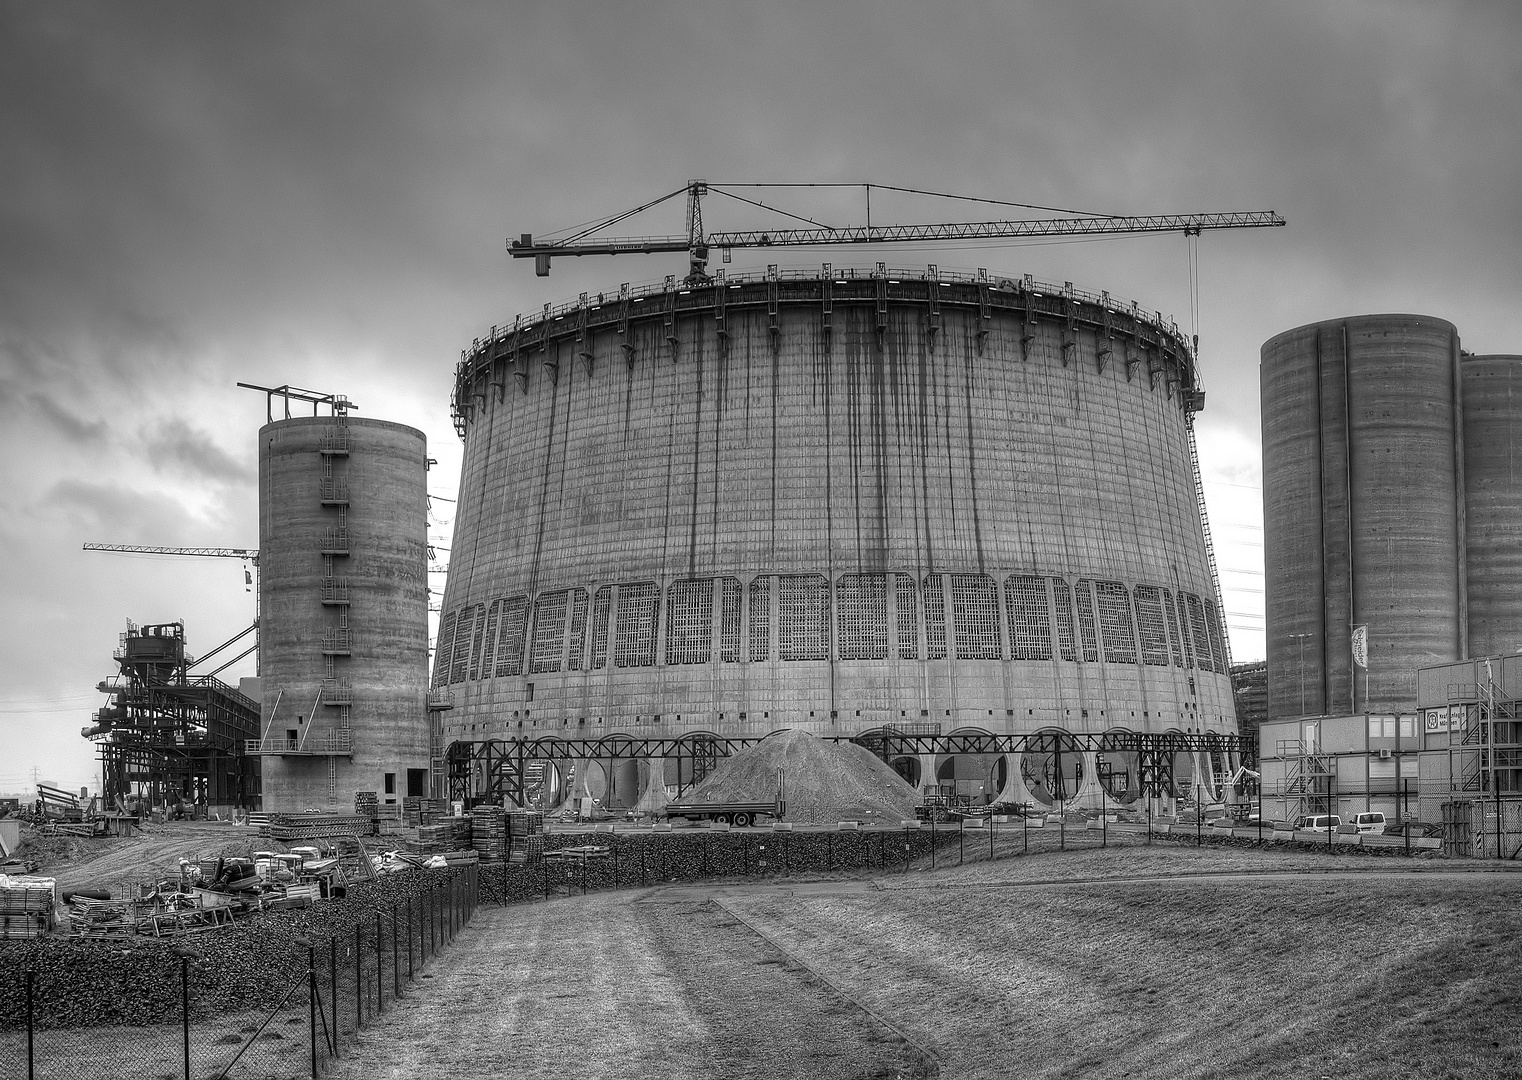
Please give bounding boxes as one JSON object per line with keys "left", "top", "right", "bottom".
{"left": 1378, "top": 748, "right": 1393, "bottom": 760}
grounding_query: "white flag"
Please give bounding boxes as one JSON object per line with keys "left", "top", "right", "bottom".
{"left": 1351, "top": 625, "right": 1368, "bottom": 669}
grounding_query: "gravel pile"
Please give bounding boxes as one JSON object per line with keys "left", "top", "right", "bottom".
{"left": 685, "top": 730, "right": 921, "bottom": 824}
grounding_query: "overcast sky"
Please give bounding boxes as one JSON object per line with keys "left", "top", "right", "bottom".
{"left": 2, "top": 1, "right": 1518, "bottom": 793}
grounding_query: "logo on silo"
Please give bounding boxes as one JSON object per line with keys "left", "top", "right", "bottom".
{"left": 1351, "top": 625, "right": 1369, "bottom": 669}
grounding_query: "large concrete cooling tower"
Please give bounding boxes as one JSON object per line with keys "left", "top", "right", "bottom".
{"left": 255, "top": 409, "right": 432, "bottom": 812}
{"left": 1261, "top": 315, "right": 1466, "bottom": 718}
{"left": 435, "top": 268, "right": 1237, "bottom": 788}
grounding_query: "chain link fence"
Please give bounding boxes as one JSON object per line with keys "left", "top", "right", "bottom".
{"left": 1, "top": 865, "right": 477, "bottom": 1080}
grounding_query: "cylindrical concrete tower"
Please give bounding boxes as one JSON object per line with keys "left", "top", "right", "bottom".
{"left": 1261, "top": 315, "right": 1465, "bottom": 719}
{"left": 257, "top": 412, "right": 432, "bottom": 812}
{"left": 436, "top": 268, "right": 1237, "bottom": 808}
{"left": 1463, "top": 355, "right": 1522, "bottom": 658}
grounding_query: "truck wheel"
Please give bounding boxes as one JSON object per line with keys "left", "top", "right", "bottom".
{"left": 716, "top": 814, "right": 733, "bottom": 825}
{"left": 733, "top": 812, "right": 752, "bottom": 828}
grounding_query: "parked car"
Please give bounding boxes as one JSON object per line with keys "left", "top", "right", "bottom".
{"left": 1292, "top": 814, "right": 1341, "bottom": 832}
{"left": 1351, "top": 811, "right": 1387, "bottom": 834}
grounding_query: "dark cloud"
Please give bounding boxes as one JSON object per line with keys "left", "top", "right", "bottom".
{"left": 141, "top": 418, "right": 251, "bottom": 484}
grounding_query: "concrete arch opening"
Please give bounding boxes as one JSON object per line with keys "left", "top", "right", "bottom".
{"left": 933, "top": 728, "right": 1003, "bottom": 806}
{"left": 663, "top": 732, "right": 724, "bottom": 794}
{"left": 1018, "top": 729, "right": 1085, "bottom": 807}
{"left": 1096, "top": 730, "right": 1142, "bottom": 805}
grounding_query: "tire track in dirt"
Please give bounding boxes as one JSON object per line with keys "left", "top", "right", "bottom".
{"left": 712, "top": 896, "right": 941, "bottom": 1078}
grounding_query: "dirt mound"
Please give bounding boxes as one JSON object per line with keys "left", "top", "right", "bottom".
{"left": 685, "top": 730, "right": 920, "bottom": 824}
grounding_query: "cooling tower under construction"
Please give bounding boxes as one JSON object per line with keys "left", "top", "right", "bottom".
{"left": 434, "top": 268, "right": 1238, "bottom": 808}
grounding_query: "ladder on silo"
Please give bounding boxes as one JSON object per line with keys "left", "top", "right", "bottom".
{"left": 1186, "top": 416, "right": 1233, "bottom": 671}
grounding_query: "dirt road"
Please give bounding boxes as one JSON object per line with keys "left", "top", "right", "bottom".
{"left": 324, "top": 890, "right": 923, "bottom": 1080}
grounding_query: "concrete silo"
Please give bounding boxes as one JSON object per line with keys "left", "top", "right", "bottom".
{"left": 436, "top": 269, "right": 1237, "bottom": 810}
{"left": 1463, "top": 355, "right": 1522, "bottom": 659}
{"left": 255, "top": 404, "right": 432, "bottom": 812}
{"left": 1261, "top": 315, "right": 1466, "bottom": 718}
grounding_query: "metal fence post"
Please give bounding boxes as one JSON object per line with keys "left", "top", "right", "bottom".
{"left": 407, "top": 899, "right": 414, "bottom": 982}
{"left": 26, "top": 970, "right": 35, "bottom": 1080}
{"left": 1404, "top": 778, "right": 1411, "bottom": 857}
{"left": 1496, "top": 769, "right": 1504, "bottom": 862}
{"left": 958, "top": 820, "right": 964, "bottom": 865}
{"left": 181, "top": 955, "right": 191, "bottom": 1080}
{"left": 329, "top": 937, "right": 338, "bottom": 1060}
{"left": 1101, "top": 788, "right": 1107, "bottom": 848}
{"left": 375, "top": 911, "right": 384, "bottom": 1014}
{"left": 989, "top": 816, "right": 995, "bottom": 859}
{"left": 308, "top": 943, "right": 318, "bottom": 1080}
{"left": 1196, "top": 784, "right": 1203, "bottom": 848}
{"left": 930, "top": 811, "right": 936, "bottom": 869}
{"left": 1023, "top": 812, "right": 1028, "bottom": 854}
{"left": 355, "top": 924, "right": 363, "bottom": 1029}
{"left": 392, "top": 905, "right": 401, "bottom": 999}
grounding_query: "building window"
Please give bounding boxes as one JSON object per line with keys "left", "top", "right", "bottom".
{"left": 950, "top": 574, "right": 1001, "bottom": 660}
{"left": 1005, "top": 575, "right": 1052, "bottom": 661}
{"left": 1051, "top": 578, "right": 1077, "bottom": 661}
{"left": 1133, "top": 585, "right": 1172, "bottom": 667}
{"left": 383, "top": 772, "right": 396, "bottom": 795}
{"left": 748, "top": 577, "right": 771, "bottom": 662}
{"left": 406, "top": 769, "right": 427, "bottom": 797}
{"left": 1094, "top": 581, "right": 1138, "bottom": 665}
{"left": 666, "top": 579, "right": 715, "bottom": 665}
{"left": 614, "top": 582, "right": 660, "bottom": 668}
{"left": 1399, "top": 716, "right": 1416, "bottom": 739}
{"left": 837, "top": 574, "right": 889, "bottom": 660}
{"left": 494, "top": 595, "right": 530, "bottom": 677}
{"left": 719, "top": 578, "right": 742, "bottom": 662}
{"left": 778, "top": 574, "right": 829, "bottom": 661}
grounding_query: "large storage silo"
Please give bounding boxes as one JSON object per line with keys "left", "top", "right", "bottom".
{"left": 1261, "top": 315, "right": 1465, "bottom": 718}
{"left": 256, "top": 411, "right": 432, "bottom": 812}
{"left": 436, "top": 269, "right": 1237, "bottom": 808}
{"left": 1463, "top": 355, "right": 1522, "bottom": 658}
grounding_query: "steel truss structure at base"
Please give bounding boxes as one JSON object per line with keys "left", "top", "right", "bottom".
{"left": 445, "top": 730, "right": 1256, "bottom": 808}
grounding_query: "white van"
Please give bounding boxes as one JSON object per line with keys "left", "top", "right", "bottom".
{"left": 1351, "top": 811, "right": 1386, "bottom": 835}
{"left": 1293, "top": 814, "right": 1341, "bottom": 833}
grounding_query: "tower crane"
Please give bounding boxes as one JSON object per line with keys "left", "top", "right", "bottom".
{"left": 82, "top": 543, "right": 261, "bottom": 675}
{"left": 507, "top": 180, "right": 1278, "bottom": 672}
{"left": 509, "top": 180, "right": 1284, "bottom": 282}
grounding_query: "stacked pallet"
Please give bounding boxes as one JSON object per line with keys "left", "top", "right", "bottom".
{"left": 0, "top": 875, "right": 55, "bottom": 939}
{"left": 450, "top": 815, "right": 473, "bottom": 850}
{"left": 402, "top": 823, "right": 454, "bottom": 855}
{"left": 507, "top": 811, "right": 546, "bottom": 865}
{"left": 354, "top": 791, "right": 378, "bottom": 821}
{"left": 268, "top": 813, "right": 374, "bottom": 840}
{"left": 375, "top": 803, "right": 402, "bottom": 835}
{"left": 471, "top": 806, "right": 508, "bottom": 862}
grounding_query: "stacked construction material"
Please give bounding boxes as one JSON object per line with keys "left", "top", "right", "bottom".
{"left": 450, "top": 815, "right": 473, "bottom": 850}
{"left": 0, "top": 874, "right": 55, "bottom": 939}
{"left": 375, "top": 803, "right": 402, "bottom": 835}
{"left": 402, "top": 797, "right": 450, "bottom": 827}
{"left": 507, "top": 810, "right": 545, "bottom": 865}
{"left": 268, "top": 813, "right": 375, "bottom": 840}
{"left": 471, "top": 806, "right": 507, "bottom": 862}
{"left": 403, "top": 823, "right": 454, "bottom": 855}
{"left": 354, "top": 791, "right": 378, "bottom": 821}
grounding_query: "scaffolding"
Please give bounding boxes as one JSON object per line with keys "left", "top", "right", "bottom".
{"left": 91, "top": 621, "right": 261, "bottom": 810}
{"left": 1276, "top": 738, "right": 1333, "bottom": 820}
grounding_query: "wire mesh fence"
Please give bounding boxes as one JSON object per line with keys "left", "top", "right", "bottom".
{"left": 1, "top": 865, "right": 478, "bottom": 1080}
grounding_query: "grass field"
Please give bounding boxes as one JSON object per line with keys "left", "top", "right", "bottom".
{"left": 315, "top": 843, "right": 1521, "bottom": 1080}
